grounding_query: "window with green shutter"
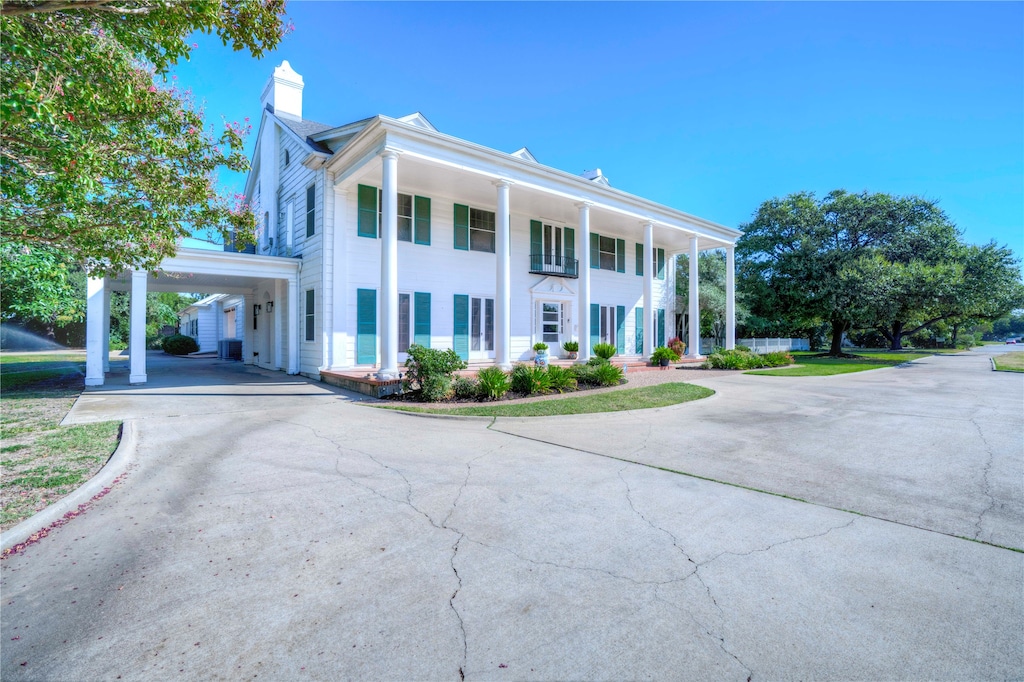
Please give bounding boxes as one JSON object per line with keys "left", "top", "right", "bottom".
{"left": 616, "top": 306, "right": 625, "bottom": 354}
{"left": 635, "top": 243, "right": 643, "bottom": 276}
{"left": 590, "top": 232, "right": 627, "bottom": 273}
{"left": 635, "top": 307, "right": 644, "bottom": 354}
{"left": 414, "top": 196, "right": 431, "bottom": 245}
{"left": 590, "top": 303, "right": 600, "bottom": 350}
{"left": 356, "top": 288, "right": 377, "bottom": 365}
{"left": 564, "top": 227, "right": 575, "bottom": 273}
{"left": 305, "top": 184, "right": 316, "bottom": 237}
{"left": 357, "top": 184, "right": 378, "bottom": 238}
{"left": 656, "top": 248, "right": 666, "bottom": 280}
{"left": 414, "top": 292, "right": 431, "bottom": 347}
{"left": 590, "top": 233, "right": 600, "bottom": 270}
{"left": 530, "top": 220, "right": 542, "bottom": 269}
{"left": 657, "top": 308, "right": 666, "bottom": 347}
{"left": 615, "top": 239, "right": 625, "bottom": 273}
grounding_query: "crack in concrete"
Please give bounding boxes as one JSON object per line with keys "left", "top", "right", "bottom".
{"left": 450, "top": 534, "right": 467, "bottom": 682}
{"left": 968, "top": 418, "right": 997, "bottom": 542}
{"left": 697, "top": 517, "right": 858, "bottom": 570}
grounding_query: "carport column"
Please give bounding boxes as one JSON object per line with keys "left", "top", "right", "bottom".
{"left": 242, "top": 293, "right": 254, "bottom": 365}
{"left": 129, "top": 269, "right": 148, "bottom": 384}
{"left": 287, "top": 272, "right": 299, "bottom": 374}
{"left": 494, "top": 180, "right": 512, "bottom": 369}
{"left": 687, "top": 236, "right": 702, "bottom": 359}
{"left": 85, "top": 276, "right": 105, "bottom": 386}
{"left": 378, "top": 148, "right": 399, "bottom": 379}
{"left": 725, "top": 244, "right": 736, "bottom": 350}
{"left": 102, "top": 285, "right": 111, "bottom": 372}
{"left": 643, "top": 221, "right": 655, "bottom": 358}
{"left": 576, "top": 202, "right": 592, "bottom": 363}
{"left": 273, "top": 279, "right": 284, "bottom": 369}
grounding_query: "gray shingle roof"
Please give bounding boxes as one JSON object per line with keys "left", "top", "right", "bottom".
{"left": 278, "top": 116, "right": 335, "bottom": 154}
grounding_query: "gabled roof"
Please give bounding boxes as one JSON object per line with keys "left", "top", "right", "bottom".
{"left": 511, "top": 147, "right": 538, "bottom": 163}
{"left": 396, "top": 112, "right": 437, "bottom": 131}
{"left": 278, "top": 115, "right": 335, "bottom": 154}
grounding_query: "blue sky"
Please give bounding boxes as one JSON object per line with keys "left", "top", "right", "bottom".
{"left": 172, "top": 1, "right": 1023, "bottom": 256}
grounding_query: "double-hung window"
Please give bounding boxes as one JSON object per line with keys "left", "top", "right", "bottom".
{"left": 590, "top": 233, "right": 626, "bottom": 272}
{"left": 635, "top": 244, "right": 666, "bottom": 279}
{"left": 357, "top": 184, "right": 431, "bottom": 244}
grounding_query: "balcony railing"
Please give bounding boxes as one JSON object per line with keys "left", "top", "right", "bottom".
{"left": 529, "top": 253, "right": 579, "bottom": 278}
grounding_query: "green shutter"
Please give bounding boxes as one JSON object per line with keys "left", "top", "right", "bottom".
{"left": 453, "top": 204, "right": 469, "bottom": 250}
{"left": 306, "top": 184, "right": 316, "bottom": 237}
{"left": 616, "top": 306, "right": 625, "bottom": 354}
{"left": 356, "top": 288, "right": 376, "bottom": 365}
{"left": 414, "top": 196, "right": 431, "bottom": 245}
{"left": 657, "top": 308, "right": 666, "bottom": 347}
{"left": 590, "top": 303, "right": 600, "bottom": 350}
{"left": 414, "top": 292, "right": 431, "bottom": 347}
{"left": 635, "top": 243, "right": 643, "bottom": 276}
{"left": 616, "top": 238, "right": 626, "bottom": 273}
{"left": 453, "top": 294, "right": 469, "bottom": 360}
{"left": 564, "top": 227, "right": 575, "bottom": 274}
{"left": 305, "top": 289, "right": 315, "bottom": 341}
{"left": 657, "top": 248, "right": 666, "bottom": 280}
{"left": 590, "top": 232, "right": 599, "bottom": 269}
{"left": 357, "top": 184, "right": 377, "bottom": 238}
{"left": 635, "top": 307, "right": 644, "bottom": 354}
{"left": 530, "top": 220, "right": 542, "bottom": 260}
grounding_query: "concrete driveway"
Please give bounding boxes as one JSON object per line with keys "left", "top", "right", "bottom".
{"left": 1, "top": 349, "right": 1021, "bottom": 680}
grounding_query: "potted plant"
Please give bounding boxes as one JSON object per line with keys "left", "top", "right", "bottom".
{"left": 667, "top": 336, "right": 686, "bottom": 359}
{"left": 533, "top": 342, "right": 549, "bottom": 367}
{"left": 561, "top": 340, "right": 579, "bottom": 360}
{"left": 650, "top": 345, "right": 679, "bottom": 368}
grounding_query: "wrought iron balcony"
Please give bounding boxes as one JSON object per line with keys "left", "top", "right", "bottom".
{"left": 529, "top": 253, "right": 579, "bottom": 278}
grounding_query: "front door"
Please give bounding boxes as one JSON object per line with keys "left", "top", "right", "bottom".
{"left": 537, "top": 301, "right": 565, "bottom": 353}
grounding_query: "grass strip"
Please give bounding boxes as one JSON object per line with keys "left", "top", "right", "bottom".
{"left": 375, "top": 382, "right": 713, "bottom": 417}
{"left": 746, "top": 350, "right": 934, "bottom": 376}
{"left": 992, "top": 352, "right": 1024, "bottom": 372}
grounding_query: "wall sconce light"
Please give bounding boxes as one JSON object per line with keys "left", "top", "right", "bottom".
{"left": 253, "top": 304, "right": 261, "bottom": 317}
{"left": 266, "top": 301, "right": 274, "bottom": 313}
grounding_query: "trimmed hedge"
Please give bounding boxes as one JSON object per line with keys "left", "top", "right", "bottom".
{"left": 162, "top": 334, "right": 199, "bottom": 355}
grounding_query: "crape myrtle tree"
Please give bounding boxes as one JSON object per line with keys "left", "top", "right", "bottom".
{"left": 0, "top": 0, "right": 288, "bottom": 278}
{"left": 735, "top": 190, "right": 1015, "bottom": 355}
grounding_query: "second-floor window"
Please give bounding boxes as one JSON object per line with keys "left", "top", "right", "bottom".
{"left": 454, "top": 204, "right": 495, "bottom": 253}
{"left": 305, "top": 184, "right": 315, "bottom": 237}
{"left": 590, "top": 233, "right": 625, "bottom": 272}
{"left": 358, "top": 184, "right": 431, "bottom": 244}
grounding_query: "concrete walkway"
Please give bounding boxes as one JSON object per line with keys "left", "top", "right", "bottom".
{"left": 1, "top": 349, "right": 1021, "bottom": 680}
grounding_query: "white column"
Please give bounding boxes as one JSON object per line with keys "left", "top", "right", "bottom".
{"left": 576, "top": 202, "right": 592, "bottom": 362}
{"left": 378, "top": 149, "right": 399, "bottom": 378}
{"left": 321, "top": 173, "right": 335, "bottom": 371}
{"left": 643, "top": 221, "right": 655, "bottom": 358}
{"left": 101, "top": 286, "right": 111, "bottom": 372}
{"left": 273, "top": 279, "right": 284, "bottom": 369}
{"left": 688, "top": 236, "right": 702, "bottom": 359}
{"left": 726, "top": 245, "right": 736, "bottom": 350}
{"left": 85, "top": 276, "right": 105, "bottom": 386}
{"left": 495, "top": 180, "right": 512, "bottom": 369}
{"left": 330, "top": 187, "right": 347, "bottom": 369}
{"left": 129, "top": 269, "right": 148, "bottom": 384}
{"left": 287, "top": 273, "right": 299, "bottom": 374}
{"left": 242, "top": 293, "right": 254, "bottom": 364}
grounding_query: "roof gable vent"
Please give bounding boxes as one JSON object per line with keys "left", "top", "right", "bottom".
{"left": 511, "top": 147, "right": 538, "bottom": 163}
{"left": 581, "top": 168, "right": 610, "bottom": 186}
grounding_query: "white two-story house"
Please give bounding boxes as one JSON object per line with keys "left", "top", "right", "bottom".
{"left": 84, "top": 61, "right": 739, "bottom": 387}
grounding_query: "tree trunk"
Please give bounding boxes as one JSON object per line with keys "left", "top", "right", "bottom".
{"left": 889, "top": 322, "right": 905, "bottom": 351}
{"left": 951, "top": 322, "right": 961, "bottom": 347}
{"left": 828, "top": 319, "right": 846, "bottom": 356}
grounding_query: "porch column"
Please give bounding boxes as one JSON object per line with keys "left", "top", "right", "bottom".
{"left": 725, "top": 244, "right": 736, "bottom": 350}
{"left": 242, "top": 293, "right": 254, "bottom": 365}
{"left": 287, "top": 272, "right": 299, "bottom": 374}
{"left": 102, "top": 286, "right": 111, "bottom": 372}
{"left": 273, "top": 279, "right": 284, "bottom": 369}
{"left": 643, "top": 221, "right": 655, "bottom": 358}
{"left": 85, "top": 276, "right": 105, "bottom": 386}
{"left": 129, "top": 269, "right": 147, "bottom": 384}
{"left": 329, "top": 187, "right": 348, "bottom": 369}
{"left": 378, "top": 149, "right": 399, "bottom": 378}
{"left": 687, "top": 236, "right": 702, "bottom": 359}
{"left": 576, "top": 202, "right": 592, "bottom": 362}
{"left": 494, "top": 180, "right": 512, "bottom": 369}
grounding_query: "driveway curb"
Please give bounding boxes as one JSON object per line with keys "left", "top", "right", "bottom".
{"left": 1, "top": 421, "right": 137, "bottom": 555}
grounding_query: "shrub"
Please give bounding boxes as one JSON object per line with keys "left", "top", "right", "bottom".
{"left": 533, "top": 342, "right": 549, "bottom": 352}
{"left": 162, "top": 334, "right": 199, "bottom": 355}
{"left": 568, "top": 363, "right": 595, "bottom": 384}
{"left": 586, "top": 356, "right": 609, "bottom": 366}
{"left": 511, "top": 363, "right": 552, "bottom": 395}
{"left": 404, "top": 345, "right": 467, "bottom": 401}
{"left": 759, "top": 351, "right": 794, "bottom": 367}
{"left": 592, "top": 342, "right": 616, "bottom": 360}
{"left": 546, "top": 365, "right": 578, "bottom": 393}
{"left": 667, "top": 336, "right": 686, "bottom": 359}
{"left": 735, "top": 344, "right": 752, "bottom": 353}
{"left": 452, "top": 375, "right": 479, "bottom": 400}
{"left": 561, "top": 340, "right": 579, "bottom": 353}
{"left": 476, "top": 366, "right": 511, "bottom": 401}
{"left": 649, "top": 346, "right": 679, "bottom": 365}
{"left": 705, "top": 349, "right": 791, "bottom": 370}
{"left": 590, "top": 362, "right": 625, "bottom": 386}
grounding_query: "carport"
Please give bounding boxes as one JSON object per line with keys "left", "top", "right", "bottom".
{"left": 84, "top": 247, "right": 302, "bottom": 386}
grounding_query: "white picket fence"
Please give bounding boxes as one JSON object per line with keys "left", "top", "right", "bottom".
{"left": 738, "top": 337, "right": 810, "bottom": 353}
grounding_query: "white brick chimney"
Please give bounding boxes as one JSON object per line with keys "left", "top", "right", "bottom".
{"left": 260, "top": 60, "right": 303, "bottom": 121}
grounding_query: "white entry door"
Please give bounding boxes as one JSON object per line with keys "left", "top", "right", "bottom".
{"left": 537, "top": 301, "right": 565, "bottom": 350}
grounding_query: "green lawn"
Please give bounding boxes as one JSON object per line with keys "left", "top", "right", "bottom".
{"left": 376, "top": 382, "right": 714, "bottom": 417}
{"left": 746, "top": 350, "right": 938, "bottom": 376}
{"left": 0, "top": 352, "right": 122, "bottom": 531}
{"left": 993, "top": 352, "right": 1024, "bottom": 372}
